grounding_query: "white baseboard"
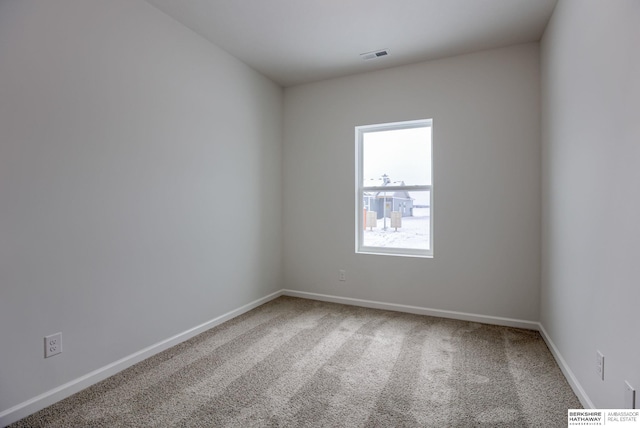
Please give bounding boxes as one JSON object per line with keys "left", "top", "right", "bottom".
{"left": 2, "top": 289, "right": 591, "bottom": 426}
{"left": 282, "top": 289, "right": 540, "bottom": 330}
{"left": 0, "top": 290, "right": 284, "bottom": 427}
{"left": 537, "top": 323, "right": 594, "bottom": 409}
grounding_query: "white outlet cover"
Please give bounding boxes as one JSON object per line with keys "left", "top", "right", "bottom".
{"left": 45, "top": 332, "right": 62, "bottom": 358}
{"left": 596, "top": 350, "right": 604, "bottom": 380}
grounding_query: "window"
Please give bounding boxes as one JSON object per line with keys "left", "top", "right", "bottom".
{"left": 355, "top": 119, "right": 433, "bottom": 257}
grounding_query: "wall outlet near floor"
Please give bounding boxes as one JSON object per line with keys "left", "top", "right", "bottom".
{"left": 45, "top": 332, "right": 62, "bottom": 358}
{"left": 625, "top": 381, "right": 636, "bottom": 409}
{"left": 596, "top": 350, "right": 604, "bottom": 380}
{"left": 338, "top": 269, "right": 346, "bottom": 282}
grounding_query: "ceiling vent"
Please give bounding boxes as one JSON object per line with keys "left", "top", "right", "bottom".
{"left": 360, "top": 49, "right": 389, "bottom": 61}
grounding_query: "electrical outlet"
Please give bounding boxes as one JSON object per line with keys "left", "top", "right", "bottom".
{"left": 596, "top": 350, "right": 604, "bottom": 380}
{"left": 625, "top": 381, "right": 636, "bottom": 409}
{"left": 45, "top": 332, "right": 62, "bottom": 358}
{"left": 338, "top": 269, "right": 346, "bottom": 282}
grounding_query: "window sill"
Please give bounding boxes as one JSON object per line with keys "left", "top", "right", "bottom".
{"left": 356, "top": 249, "right": 433, "bottom": 259}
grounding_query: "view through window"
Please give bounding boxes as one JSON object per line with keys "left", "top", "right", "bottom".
{"left": 356, "top": 119, "right": 433, "bottom": 257}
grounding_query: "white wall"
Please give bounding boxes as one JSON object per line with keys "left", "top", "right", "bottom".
{"left": 0, "top": 0, "right": 282, "bottom": 419}
{"left": 541, "top": 0, "right": 640, "bottom": 408}
{"left": 283, "top": 44, "right": 541, "bottom": 323}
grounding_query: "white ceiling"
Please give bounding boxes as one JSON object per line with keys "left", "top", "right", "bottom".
{"left": 146, "top": 0, "right": 557, "bottom": 87}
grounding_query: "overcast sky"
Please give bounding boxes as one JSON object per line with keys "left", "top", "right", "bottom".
{"left": 362, "top": 126, "right": 432, "bottom": 206}
{"left": 362, "top": 126, "right": 431, "bottom": 185}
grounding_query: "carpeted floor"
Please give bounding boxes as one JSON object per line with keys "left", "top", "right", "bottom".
{"left": 10, "top": 297, "right": 581, "bottom": 427}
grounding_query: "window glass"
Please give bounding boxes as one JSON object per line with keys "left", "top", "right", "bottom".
{"left": 362, "top": 127, "right": 431, "bottom": 186}
{"left": 356, "top": 119, "right": 433, "bottom": 257}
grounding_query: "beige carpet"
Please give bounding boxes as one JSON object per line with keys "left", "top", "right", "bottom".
{"left": 10, "top": 297, "right": 580, "bottom": 427}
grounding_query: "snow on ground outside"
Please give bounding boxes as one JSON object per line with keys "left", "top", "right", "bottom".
{"left": 363, "top": 207, "right": 430, "bottom": 250}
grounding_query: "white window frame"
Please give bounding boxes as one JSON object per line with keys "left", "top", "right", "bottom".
{"left": 355, "top": 119, "right": 433, "bottom": 258}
